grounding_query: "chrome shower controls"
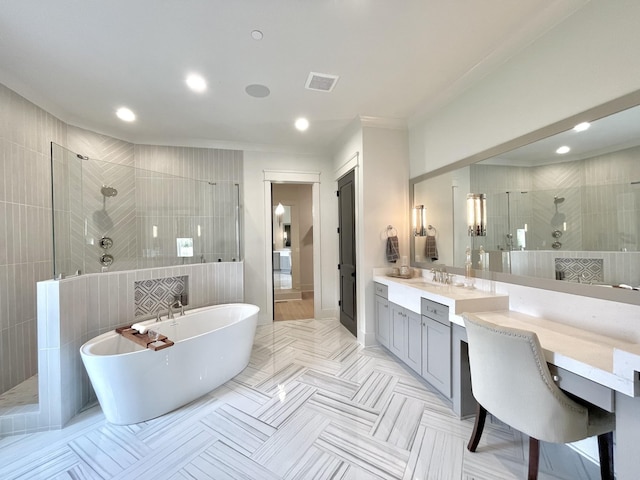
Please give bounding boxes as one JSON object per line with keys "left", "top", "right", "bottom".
{"left": 99, "top": 236, "right": 113, "bottom": 249}
{"left": 99, "top": 253, "right": 114, "bottom": 267}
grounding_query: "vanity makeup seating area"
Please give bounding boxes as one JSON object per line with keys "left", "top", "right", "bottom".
{"left": 373, "top": 271, "right": 640, "bottom": 477}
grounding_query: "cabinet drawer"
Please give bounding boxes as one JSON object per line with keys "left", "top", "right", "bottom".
{"left": 374, "top": 282, "right": 388, "bottom": 298}
{"left": 421, "top": 298, "right": 449, "bottom": 325}
{"left": 548, "top": 364, "right": 614, "bottom": 412}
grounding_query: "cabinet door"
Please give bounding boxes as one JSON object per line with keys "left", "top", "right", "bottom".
{"left": 389, "top": 304, "right": 407, "bottom": 360}
{"left": 375, "top": 295, "right": 390, "bottom": 349}
{"left": 421, "top": 317, "right": 452, "bottom": 398}
{"left": 406, "top": 311, "right": 422, "bottom": 374}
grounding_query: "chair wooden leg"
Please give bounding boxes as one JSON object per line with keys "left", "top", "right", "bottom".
{"left": 597, "top": 431, "right": 614, "bottom": 480}
{"left": 528, "top": 437, "right": 540, "bottom": 480}
{"left": 467, "top": 403, "right": 487, "bottom": 452}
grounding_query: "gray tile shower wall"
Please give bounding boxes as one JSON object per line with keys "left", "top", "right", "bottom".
{"left": 0, "top": 84, "right": 66, "bottom": 397}
{"left": 135, "top": 145, "right": 243, "bottom": 268}
{"left": 0, "top": 261, "right": 244, "bottom": 437}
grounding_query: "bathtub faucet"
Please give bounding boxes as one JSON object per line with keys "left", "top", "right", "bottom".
{"left": 167, "top": 299, "right": 184, "bottom": 320}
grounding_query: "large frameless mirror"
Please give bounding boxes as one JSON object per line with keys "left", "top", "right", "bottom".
{"left": 410, "top": 91, "right": 640, "bottom": 305}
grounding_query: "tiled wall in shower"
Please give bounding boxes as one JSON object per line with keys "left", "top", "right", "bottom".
{"left": 135, "top": 145, "right": 243, "bottom": 268}
{"left": 0, "top": 84, "right": 65, "bottom": 398}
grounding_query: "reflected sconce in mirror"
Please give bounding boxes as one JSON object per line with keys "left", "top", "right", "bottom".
{"left": 467, "top": 193, "right": 487, "bottom": 236}
{"left": 412, "top": 205, "right": 427, "bottom": 236}
{"left": 275, "top": 202, "right": 285, "bottom": 225}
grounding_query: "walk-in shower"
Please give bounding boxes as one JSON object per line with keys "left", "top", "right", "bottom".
{"left": 51, "top": 142, "right": 243, "bottom": 276}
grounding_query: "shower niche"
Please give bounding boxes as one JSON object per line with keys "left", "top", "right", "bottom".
{"left": 51, "top": 142, "right": 242, "bottom": 276}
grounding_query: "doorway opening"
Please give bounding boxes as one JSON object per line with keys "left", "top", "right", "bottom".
{"left": 272, "top": 183, "right": 314, "bottom": 321}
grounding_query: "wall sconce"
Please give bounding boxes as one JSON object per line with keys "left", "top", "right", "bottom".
{"left": 467, "top": 193, "right": 487, "bottom": 236}
{"left": 412, "top": 205, "right": 427, "bottom": 236}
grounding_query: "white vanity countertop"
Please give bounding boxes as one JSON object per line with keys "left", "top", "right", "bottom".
{"left": 373, "top": 274, "right": 509, "bottom": 317}
{"left": 465, "top": 310, "right": 640, "bottom": 397}
{"left": 374, "top": 274, "right": 640, "bottom": 396}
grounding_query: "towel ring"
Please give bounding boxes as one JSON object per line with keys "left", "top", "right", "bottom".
{"left": 428, "top": 225, "right": 437, "bottom": 236}
{"left": 386, "top": 225, "right": 397, "bottom": 237}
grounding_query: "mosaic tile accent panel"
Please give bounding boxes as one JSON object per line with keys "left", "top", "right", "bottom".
{"left": 134, "top": 276, "right": 188, "bottom": 316}
{"left": 554, "top": 257, "right": 603, "bottom": 283}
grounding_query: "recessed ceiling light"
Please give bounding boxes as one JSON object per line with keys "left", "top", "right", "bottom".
{"left": 245, "top": 84, "right": 270, "bottom": 98}
{"left": 573, "top": 122, "right": 590, "bottom": 132}
{"left": 251, "top": 30, "right": 263, "bottom": 40}
{"left": 116, "top": 107, "right": 135, "bottom": 122}
{"left": 295, "top": 118, "right": 309, "bottom": 131}
{"left": 556, "top": 146, "right": 571, "bottom": 154}
{"left": 186, "top": 74, "right": 207, "bottom": 93}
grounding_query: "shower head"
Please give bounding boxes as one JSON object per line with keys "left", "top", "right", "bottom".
{"left": 554, "top": 196, "right": 565, "bottom": 205}
{"left": 101, "top": 185, "right": 118, "bottom": 197}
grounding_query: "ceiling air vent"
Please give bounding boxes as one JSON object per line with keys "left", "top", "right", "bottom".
{"left": 305, "top": 72, "right": 339, "bottom": 92}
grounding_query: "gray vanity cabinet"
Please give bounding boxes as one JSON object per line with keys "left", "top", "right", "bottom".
{"left": 374, "top": 282, "right": 390, "bottom": 349}
{"left": 389, "top": 303, "right": 406, "bottom": 359}
{"left": 421, "top": 298, "right": 452, "bottom": 398}
{"left": 389, "top": 302, "right": 422, "bottom": 374}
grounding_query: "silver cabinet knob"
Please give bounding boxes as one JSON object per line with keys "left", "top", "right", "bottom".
{"left": 552, "top": 375, "right": 560, "bottom": 382}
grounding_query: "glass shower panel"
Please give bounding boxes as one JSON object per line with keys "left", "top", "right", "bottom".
{"left": 51, "top": 142, "right": 84, "bottom": 277}
{"left": 51, "top": 143, "right": 242, "bottom": 275}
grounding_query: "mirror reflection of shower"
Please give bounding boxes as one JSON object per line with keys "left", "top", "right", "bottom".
{"left": 506, "top": 191, "right": 528, "bottom": 251}
{"left": 551, "top": 195, "right": 566, "bottom": 226}
{"left": 550, "top": 195, "right": 567, "bottom": 250}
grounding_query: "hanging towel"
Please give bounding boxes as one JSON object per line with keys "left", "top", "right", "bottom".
{"left": 386, "top": 236, "right": 400, "bottom": 263}
{"left": 425, "top": 235, "right": 438, "bottom": 261}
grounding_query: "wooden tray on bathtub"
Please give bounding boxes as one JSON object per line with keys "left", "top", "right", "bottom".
{"left": 115, "top": 326, "right": 175, "bottom": 351}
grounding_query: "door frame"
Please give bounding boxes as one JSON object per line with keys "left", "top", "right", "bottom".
{"left": 335, "top": 152, "right": 362, "bottom": 342}
{"left": 337, "top": 169, "right": 357, "bottom": 336}
{"left": 263, "top": 170, "right": 321, "bottom": 323}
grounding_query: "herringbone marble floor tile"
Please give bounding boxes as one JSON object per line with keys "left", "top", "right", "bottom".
{"left": 0, "top": 319, "right": 600, "bottom": 479}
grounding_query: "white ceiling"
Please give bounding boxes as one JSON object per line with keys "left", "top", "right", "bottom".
{"left": 0, "top": 0, "right": 587, "bottom": 154}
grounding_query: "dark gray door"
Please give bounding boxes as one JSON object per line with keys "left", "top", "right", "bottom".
{"left": 338, "top": 170, "right": 356, "bottom": 336}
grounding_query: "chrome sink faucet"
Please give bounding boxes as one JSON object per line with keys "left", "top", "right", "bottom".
{"left": 431, "top": 267, "right": 448, "bottom": 284}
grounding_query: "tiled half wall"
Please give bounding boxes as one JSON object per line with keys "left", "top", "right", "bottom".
{"left": 0, "top": 261, "right": 243, "bottom": 437}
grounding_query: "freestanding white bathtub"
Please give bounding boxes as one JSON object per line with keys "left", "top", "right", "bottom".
{"left": 80, "top": 303, "right": 259, "bottom": 425}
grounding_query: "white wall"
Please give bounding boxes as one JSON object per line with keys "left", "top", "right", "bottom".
{"left": 243, "top": 150, "right": 337, "bottom": 324}
{"left": 409, "top": 0, "right": 640, "bottom": 178}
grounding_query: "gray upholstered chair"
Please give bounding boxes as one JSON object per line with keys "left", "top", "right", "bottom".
{"left": 463, "top": 313, "right": 615, "bottom": 480}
